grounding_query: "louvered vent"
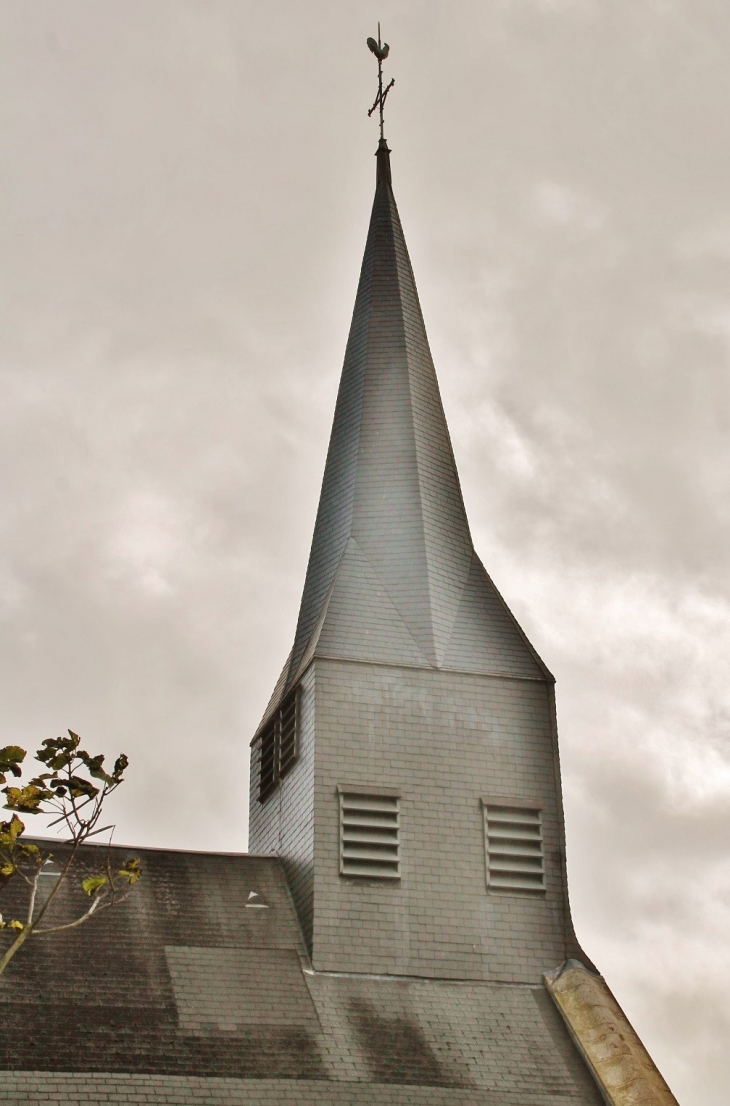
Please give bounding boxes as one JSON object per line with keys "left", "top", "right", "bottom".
{"left": 278, "top": 689, "right": 299, "bottom": 778}
{"left": 258, "top": 686, "right": 300, "bottom": 802}
{"left": 339, "top": 792, "right": 400, "bottom": 880}
{"left": 259, "top": 715, "right": 278, "bottom": 801}
{"left": 484, "top": 804, "right": 545, "bottom": 892}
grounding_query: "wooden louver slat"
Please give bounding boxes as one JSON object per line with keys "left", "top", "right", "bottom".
{"left": 259, "top": 715, "right": 278, "bottom": 801}
{"left": 258, "top": 686, "right": 300, "bottom": 802}
{"left": 340, "top": 792, "right": 400, "bottom": 880}
{"left": 484, "top": 804, "right": 545, "bottom": 892}
{"left": 278, "top": 690, "right": 299, "bottom": 778}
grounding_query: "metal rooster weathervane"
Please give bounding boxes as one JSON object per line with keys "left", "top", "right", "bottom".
{"left": 367, "top": 25, "right": 394, "bottom": 140}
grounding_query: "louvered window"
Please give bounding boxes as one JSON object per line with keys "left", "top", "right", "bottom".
{"left": 278, "top": 690, "right": 298, "bottom": 778}
{"left": 259, "top": 715, "right": 278, "bottom": 801}
{"left": 258, "top": 687, "right": 300, "bottom": 802}
{"left": 484, "top": 804, "right": 545, "bottom": 892}
{"left": 339, "top": 791, "right": 400, "bottom": 880}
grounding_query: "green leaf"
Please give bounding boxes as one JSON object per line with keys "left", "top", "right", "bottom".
{"left": 28, "top": 774, "right": 55, "bottom": 788}
{"left": 0, "top": 915, "right": 24, "bottom": 931}
{"left": 36, "top": 733, "right": 78, "bottom": 766}
{"left": 82, "top": 754, "right": 115, "bottom": 786}
{"left": 36, "top": 744, "right": 69, "bottom": 768}
{"left": 0, "top": 814, "right": 26, "bottom": 844}
{"left": 0, "top": 746, "right": 26, "bottom": 783}
{"left": 118, "top": 857, "right": 142, "bottom": 884}
{"left": 67, "top": 776, "right": 99, "bottom": 800}
{"left": 49, "top": 754, "right": 72, "bottom": 771}
{"left": 81, "top": 874, "right": 108, "bottom": 897}
{"left": 3, "top": 784, "right": 52, "bottom": 814}
{"left": 112, "top": 754, "right": 129, "bottom": 780}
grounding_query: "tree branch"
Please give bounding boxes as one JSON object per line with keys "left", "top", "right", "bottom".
{"left": 26, "top": 870, "right": 40, "bottom": 926}
{"left": 34, "top": 887, "right": 135, "bottom": 935}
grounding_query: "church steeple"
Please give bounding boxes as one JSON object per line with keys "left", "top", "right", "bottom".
{"left": 250, "top": 51, "right": 576, "bottom": 988}
{"left": 273, "top": 141, "right": 548, "bottom": 712}
{"left": 245, "top": 47, "right": 677, "bottom": 1102}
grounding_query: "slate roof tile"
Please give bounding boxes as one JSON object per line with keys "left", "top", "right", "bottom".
{"left": 262, "top": 145, "right": 549, "bottom": 732}
{"left": 0, "top": 843, "right": 602, "bottom": 1102}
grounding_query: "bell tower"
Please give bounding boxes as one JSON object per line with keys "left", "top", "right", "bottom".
{"left": 248, "top": 130, "right": 588, "bottom": 982}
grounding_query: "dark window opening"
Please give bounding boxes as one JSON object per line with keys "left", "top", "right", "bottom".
{"left": 259, "top": 686, "right": 300, "bottom": 802}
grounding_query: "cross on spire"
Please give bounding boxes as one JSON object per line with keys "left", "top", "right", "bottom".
{"left": 367, "top": 24, "right": 394, "bottom": 141}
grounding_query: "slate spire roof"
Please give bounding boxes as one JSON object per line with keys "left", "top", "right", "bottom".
{"left": 268, "top": 140, "right": 549, "bottom": 718}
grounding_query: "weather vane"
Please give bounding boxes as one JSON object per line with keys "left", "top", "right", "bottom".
{"left": 367, "top": 25, "right": 394, "bottom": 141}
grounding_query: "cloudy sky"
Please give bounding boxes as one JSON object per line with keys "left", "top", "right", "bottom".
{"left": 2, "top": 2, "right": 729, "bottom": 1101}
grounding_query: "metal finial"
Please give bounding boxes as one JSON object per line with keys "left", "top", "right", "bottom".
{"left": 367, "top": 23, "right": 394, "bottom": 141}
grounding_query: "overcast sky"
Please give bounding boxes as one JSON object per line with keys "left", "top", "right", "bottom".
{"left": 2, "top": 2, "right": 729, "bottom": 1102}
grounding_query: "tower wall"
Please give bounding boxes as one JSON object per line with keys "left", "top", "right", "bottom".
{"left": 249, "top": 664, "right": 317, "bottom": 946}
{"left": 308, "top": 658, "right": 570, "bottom": 982}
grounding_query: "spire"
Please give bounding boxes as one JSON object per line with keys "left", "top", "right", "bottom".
{"left": 375, "top": 137, "right": 391, "bottom": 184}
{"left": 264, "top": 147, "right": 548, "bottom": 715}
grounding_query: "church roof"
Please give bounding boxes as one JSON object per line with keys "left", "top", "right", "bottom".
{"left": 262, "top": 142, "right": 549, "bottom": 733}
{"left": 0, "top": 841, "right": 603, "bottom": 1104}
